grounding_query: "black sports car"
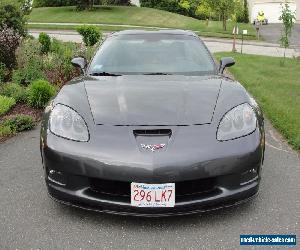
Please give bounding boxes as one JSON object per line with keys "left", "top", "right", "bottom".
{"left": 40, "top": 30, "right": 265, "bottom": 216}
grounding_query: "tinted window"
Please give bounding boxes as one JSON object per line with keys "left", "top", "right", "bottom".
{"left": 89, "top": 34, "right": 216, "bottom": 76}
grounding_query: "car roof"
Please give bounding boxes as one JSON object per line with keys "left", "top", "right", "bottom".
{"left": 110, "top": 29, "right": 198, "bottom": 37}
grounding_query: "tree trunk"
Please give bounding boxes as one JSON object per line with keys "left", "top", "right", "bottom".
{"left": 223, "top": 16, "right": 227, "bottom": 31}
{"left": 232, "top": 24, "right": 237, "bottom": 52}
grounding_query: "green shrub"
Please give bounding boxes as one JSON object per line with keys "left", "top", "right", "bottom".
{"left": 0, "top": 124, "right": 15, "bottom": 137}
{"left": 32, "top": 0, "right": 129, "bottom": 8}
{"left": 39, "top": 32, "right": 51, "bottom": 54}
{"left": 2, "top": 114, "right": 35, "bottom": 132}
{"left": 26, "top": 80, "right": 56, "bottom": 108}
{"left": 140, "top": 0, "right": 188, "bottom": 16}
{"left": 12, "top": 38, "right": 45, "bottom": 85}
{"left": 0, "top": 82, "right": 26, "bottom": 102}
{"left": 13, "top": 38, "right": 81, "bottom": 87}
{"left": 0, "top": 95, "right": 16, "bottom": 116}
{"left": 0, "top": 4, "right": 27, "bottom": 36}
{"left": 33, "top": 0, "right": 77, "bottom": 7}
{"left": 12, "top": 67, "right": 45, "bottom": 86}
{"left": 76, "top": 25, "right": 102, "bottom": 47}
{"left": 0, "top": 25, "right": 21, "bottom": 70}
{"left": 44, "top": 38, "right": 82, "bottom": 86}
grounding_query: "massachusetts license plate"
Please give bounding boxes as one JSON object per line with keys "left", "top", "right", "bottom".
{"left": 131, "top": 183, "right": 175, "bottom": 207}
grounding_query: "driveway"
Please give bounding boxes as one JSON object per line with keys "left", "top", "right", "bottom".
{"left": 0, "top": 120, "right": 299, "bottom": 249}
{"left": 259, "top": 23, "right": 300, "bottom": 46}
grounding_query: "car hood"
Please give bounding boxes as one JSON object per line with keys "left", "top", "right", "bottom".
{"left": 84, "top": 75, "right": 222, "bottom": 126}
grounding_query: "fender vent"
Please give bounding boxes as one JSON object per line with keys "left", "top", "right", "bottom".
{"left": 133, "top": 129, "right": 172, "bottom": 137}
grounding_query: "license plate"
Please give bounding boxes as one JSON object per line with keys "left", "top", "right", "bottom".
{"left": 131, "top": 183, "right": 175, "bottom": 207}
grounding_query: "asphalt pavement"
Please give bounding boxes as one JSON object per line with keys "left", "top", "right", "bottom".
{"left": 0, "top": 119, "right": 299, "bottom": 250}
{"left": 259, "top": 23, "right": 300, "bottom": 46}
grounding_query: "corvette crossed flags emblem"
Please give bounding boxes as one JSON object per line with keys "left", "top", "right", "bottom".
{"left": 141, "top": 144, "right": 166, "bottom": 152}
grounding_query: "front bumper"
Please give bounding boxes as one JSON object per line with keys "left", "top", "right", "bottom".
{"left": 46, "top": 175, "right": 260, "bottom": 217}
{"left": 41, "top": 123, "right": 264, "bottom": 216}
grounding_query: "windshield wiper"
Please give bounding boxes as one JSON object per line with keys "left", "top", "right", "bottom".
{"left": 143, "top": 72, "right": 173, "bottom": 75}
{"left": 90, "top": 72, "right": 122, "bottom": 76}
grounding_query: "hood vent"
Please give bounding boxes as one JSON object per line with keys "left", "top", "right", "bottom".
{"left": 133, "top": 129, "right": 172, "bottom": 137}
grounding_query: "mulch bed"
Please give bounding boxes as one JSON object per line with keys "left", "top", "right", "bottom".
{"left": 0, "top": 103, "right": 43, "bottom": 143}
{"left": 0, "top": 103, "right": 43, "bottom": 123}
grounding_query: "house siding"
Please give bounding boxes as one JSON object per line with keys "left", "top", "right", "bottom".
{"left": 296, "top": 0, "right": 300, "bottom": 21}
{"left": 248, "top": 0, "right": 297, "bottom": 23}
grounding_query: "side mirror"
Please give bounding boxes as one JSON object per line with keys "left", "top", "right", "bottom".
{"left": 219, "top": 57, "right": 235, "bottom": 74}
{"left": 71, "top": 57, "right": 87, "bottom": 73}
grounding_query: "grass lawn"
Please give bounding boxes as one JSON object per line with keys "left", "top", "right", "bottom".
{"left": 215, "top": 52, "right": 300, "bottom": 151}
{"left": 28, "top": 6, "right": 256, "bottom": 39}
{"left": 27, "top": 23, "right": 158, "bottom": 32}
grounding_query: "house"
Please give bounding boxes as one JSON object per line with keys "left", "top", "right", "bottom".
{"left": 248, "top": 0, "right": 298, "bottom": 23}
{"left": 296, "top": 0, "right": 300, "bottom": 21}
{"left": 130, "top": 0, "right": 140, "bottom": 7}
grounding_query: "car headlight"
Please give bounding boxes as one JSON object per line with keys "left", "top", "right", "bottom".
{"left": 49, "top": 104, "right": 89, "bottom": 142}
{"left": 217, "top": 103, "right": 257, "bottom": 141}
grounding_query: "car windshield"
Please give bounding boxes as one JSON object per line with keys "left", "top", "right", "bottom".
{"left": 88, "top": 33, "right": 216, "bottom": 76}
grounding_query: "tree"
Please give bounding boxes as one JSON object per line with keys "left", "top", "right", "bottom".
{"left": 279, "top": 2, "right": 296, "bottom": 62}
{"left": 207, "top": 0, "right": 235, "bottom": 30}
{"left": 242, "top": 0, "right": 249, "bottom": 23}
{"left": 179, "top": 0, "right": 191, "bottom": 15}
{"left": 195, "top": 0, "right": 214, "bottom": 22}
{"left": 0, "top": 4, "right": 27, "bottom": 36}
{"left": 231, "top": 0, "right": 243, "bottom": 51}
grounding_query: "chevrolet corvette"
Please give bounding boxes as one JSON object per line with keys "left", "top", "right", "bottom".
{"left": 40, "top": 30, "right": 265, "bottom": 216}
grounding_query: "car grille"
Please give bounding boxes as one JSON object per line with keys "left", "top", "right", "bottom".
{"left": 89, "top": 177, "right": 217, "bottom": 201}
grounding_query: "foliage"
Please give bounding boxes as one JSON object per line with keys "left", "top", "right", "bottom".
{"left": 39, "top": 32, "right": 52, "bottom": 54}
{"left": 76, "top": 0, "right": 96, "bottom": 11}
{"left": 0, "top": 95, "right": 16, "bottom": 116}
{"left": 179, "top": 0, "right": 191, "bottom": 15}
{"left": 33, "top": 0, "right": 130, "bottom": 8}
{"left": 0, "top": 4, "right": 27, "bottom": 36}
{"left": 0, "top": 63, "right": 8, "bottom": 84}
{"left": 279, "top": 3, "right": 296, "bottom": 61}
{"left": 239, "top": 0, "right": 249, "bottom": 23}
{"left": 195, "top": 0, "right": 213, "bottom": 20}
{"left": 104, "top": 0, "right": 131, "bottom": 4}
{"left": 12, "top": 67, "right": 46, "bottom": 86}
{"left": 13, "top": 38, "right": 82, "bottom": 86}
{"left": 0, "top": 0, "right": 26, "bottom": 8}
{"left": 33, "top": 0, "right": 75, "bottom": 7}
{"left": 29, "top": 6, "right": 257, "bottom": 39}
{"left": 1, "top": 114, "right": 35, "bottom": 132}
{"left": 0, "top": 82, "right": 26, "bottom": 102}
{"left": 44, "top": 38, "right": 82, "bottom": 86}
{"left": 76, "top": 25, "right": 102, "bottom": 46}
{"left": 0, "top": 123, "right": 14, "bottom": 137}
{"left": 13, "top": 38, "right": 45, "bottom": 85}
{"left": 21, "top": 0, "right": 34, "bottom": 15}
{"left": 140, "top": 0, "right": 246, "bottom": 23}
{"left": 0, "top": 25, "right": 21, "bottom": 70}
{"left": 26, "top": 79, "right": 56, "bottom": 108}
{"left": 206, "top": 0, "right": 234, "bottom": 30}
{"left": 0, "top": 114, "right": 35, "bottom": 137}
{"left": 140, "top": 0, "right": 191, "bottom": 16}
